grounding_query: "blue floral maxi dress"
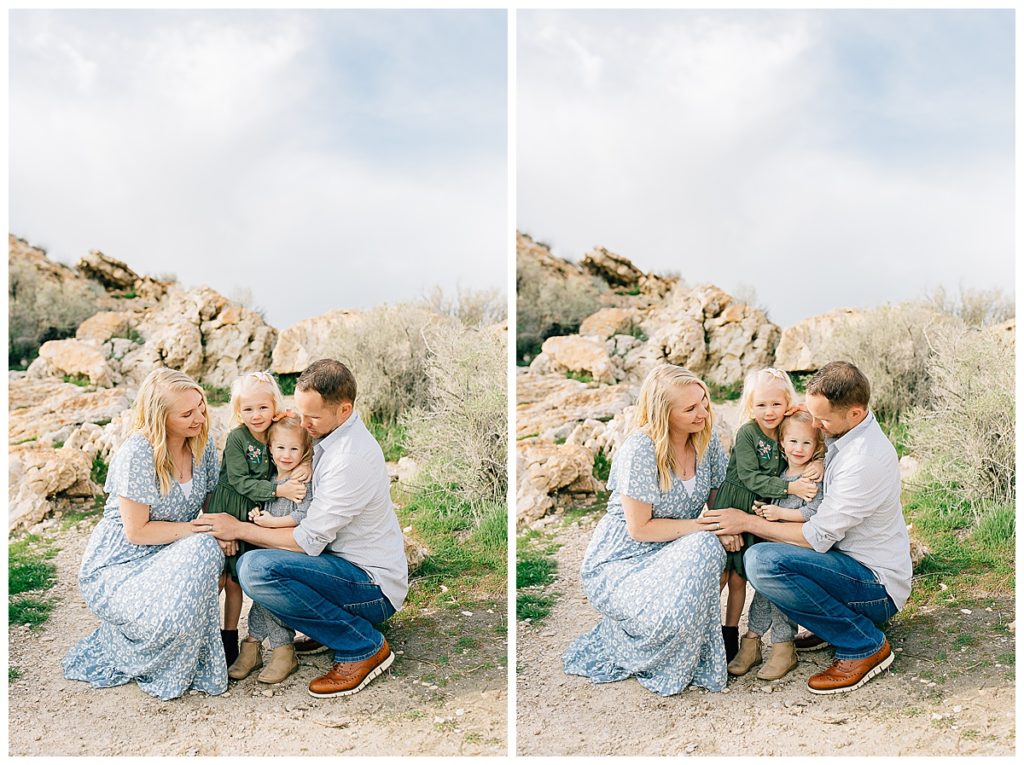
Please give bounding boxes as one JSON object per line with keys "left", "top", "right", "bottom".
{"left": 62, "top": 432, "right": 228, "bottom": 701}
{"left": 563, "top": 430, "right": 730, "bottom": 695}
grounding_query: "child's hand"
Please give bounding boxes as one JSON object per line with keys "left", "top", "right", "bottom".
{"left": 248, "top": 507, "right": 263, "bottom": 522}
{"left": 752, "top": 500, "right": 766, "bottom": 518}
{"left": 801, "top": 459, "right": 825, "bottom": 482}
{"left": 278, "top": 479, "right": 307, "bottom": 503}
{"left": 760, "top": 504, "right": 784, "bottom": 522}
{"left": 788, "top": 476, "right": 818, "bottom": 502}
{"left": 252, "top": 512, "right": 274, "bottom": 528}
{"left": 291, "top": 462, "right": 313, "bottom": 483}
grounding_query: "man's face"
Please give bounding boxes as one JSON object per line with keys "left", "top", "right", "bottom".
{"left": 294, "top": 388, "right": 352, "bottom": 439}
{"left": 805, "top": 393, "right": 863, "bottom": 439}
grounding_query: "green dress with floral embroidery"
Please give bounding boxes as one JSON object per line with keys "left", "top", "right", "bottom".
{"left": 711, "top": 420, "right": 790, "bottom": 579}
{"left": 206, "top": 425, "right": 278, "bottom": 579}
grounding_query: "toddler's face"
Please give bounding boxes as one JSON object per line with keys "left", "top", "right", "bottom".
{"left": 781, "top": 420, "right": 818, "bottom": 466}
{"left": 238, "top": 389, "right": 275, "bottom": 434}
{"left": 270, "top": 429, "right": 306, "bottom": 472}
{"left": 751, "top": 384, "right": 788, "bottom": 432}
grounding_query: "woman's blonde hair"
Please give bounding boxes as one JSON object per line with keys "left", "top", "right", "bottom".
{"left": 267, "top": 414, "right": 313, "bottom": 466}
{"left": 633, "top": 364, "right": 714, "bottom": 492}
{"left": 778, "top": 409, "right": 826, "bottom": 461}
{"left": 739, "top": 367, "right": 798, "bottom": 422}
{"left": 132, "top": 367, "right": 209, "bottom": 497}
{"left": 230, "top": 371, "right": 285, "bottom": 426}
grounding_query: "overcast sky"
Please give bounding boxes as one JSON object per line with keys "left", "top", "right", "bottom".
{"left": 10, "top": 9, "right": 507, "bottom": 329}
{"left": 518, "top": 9, "right": 1014, "bottom": 328}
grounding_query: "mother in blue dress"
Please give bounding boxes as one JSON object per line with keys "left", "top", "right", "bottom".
{"left": 563, "top": 364, "right": 742, "bottom": 695}
{"left": 63, "top": 368, "right": 232, "bottom": 700}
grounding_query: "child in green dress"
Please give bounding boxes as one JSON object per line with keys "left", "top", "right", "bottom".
{"left": 206, "top": 371, "right": 310, "bottom": 667}
{"left": 709, "top": 368, "right": 820, "bottom": 662}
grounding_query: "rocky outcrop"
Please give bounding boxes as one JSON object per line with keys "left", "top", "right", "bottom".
{"left": 33, "top": 338, "right": 115, "bottom": 387}
{"left": 9, "top": 446, "right": 99, "bottom": 532}
{"left": 9, "top": 380, "right": 131, "bottom": 445}
{"left": 579, "top": 307, "right": 638, "bottom": 339}
{"left": 774, "top": 308, "right": 867, "bottom": 372}
{"left": 516, "top": 377, "right": 635, "bottom": 442}
{"left": 516, "top": 441, "right": 600, "bottom": 528}
{"left": 271, "top": 309, "right": 361, "bottom": 374}
{"left": 531, "top": 336, "right": 616, "bottom": 384}
{"left": 77, "top": 250, "right": 170, "bottom": 303}
{"left": 580, "top": 247, "right": 645, "bottom": 289}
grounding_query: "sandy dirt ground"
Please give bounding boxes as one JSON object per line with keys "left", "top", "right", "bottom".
{"left": 8, "top": 520, "right": 508, "bottom": 756}
{"left": 516, "top": 512, "right": 1015, "bottom": 756}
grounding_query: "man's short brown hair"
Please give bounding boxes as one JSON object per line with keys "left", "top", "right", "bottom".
{"left": 805, "top": 361, "right": 870, "bottom": 409}
{"left": 296, "top": 359, "right": 357, "bottom": 405}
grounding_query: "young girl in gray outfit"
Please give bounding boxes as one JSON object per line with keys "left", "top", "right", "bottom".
{"left": 729, "top": 407, "right": 824, "bottom": 681}
{"left": 227, "top": 414, "right": 314, "bottom": 684}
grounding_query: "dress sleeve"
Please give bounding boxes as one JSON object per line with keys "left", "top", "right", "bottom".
{"left": 106, "top": 434, "right": 161, "bottom": 506}
{"left": 614, "top": 433, "right": 662, "bottom": 505}
{"left": 290, "top": 482, "right": 314, "bottom": 525}
{"left": 223, "top": 430, "right": 277, "bottom": 503}
{"left": 732, "top": 425, "right": 790, "bottom": 498}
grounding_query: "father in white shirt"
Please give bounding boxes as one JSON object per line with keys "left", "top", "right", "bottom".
{"left": 700, "top": 361, "right": 912, "bottom": 695}
{"left": 207, "top": 359, "right": 408, "bottom": 698}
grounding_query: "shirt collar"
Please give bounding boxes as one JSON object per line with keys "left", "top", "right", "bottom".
{"left": 825, "top": 409, "right": 876, "bottom": 453}
{"left": 313, "top": 410, "right": 361, "bottom": 453}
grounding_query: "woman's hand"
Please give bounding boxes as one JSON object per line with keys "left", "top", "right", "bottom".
{"left": 801, "top": 459, "right": 825, "bottom": 482}
{"left": 787, "top": 476, "right": 818, "bottom": 502}
{"left": 291, "top": 462, "right": 313, "bottom": 483}
{"left": 277, "top": 479, "right": 307, "bottom": 503}
{"left": 698, "top": 508, "right": 750, "bottom": 536}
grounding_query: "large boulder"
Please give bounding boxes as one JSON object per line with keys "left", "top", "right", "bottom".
{"left": 516, "top": 440, "right": 599, "bottom": 528}
{"left": 76, "top": 250, "right": 169, "bottom": 303}
{"left": 76, "top": 311, "right": 138, "bottom": 345}
{"left": 774, "top": 308, "right": 867, "bottom": 372}
{"left": 9, "top": 387, "right": 131, "bottom": 445}
{"left": 535, "top": 335, "right": 616, "bottom": 384}
{"left": 9, "top": 447, "right": 98, "bottom": 532}
{"left": 34, "top": 338, "right": 115, "bottom": 387}
{"left": 516, "top": 377, "right": 635, "bottom": 441}
{"left": 580, "top": 246, "right": 644, "bottom": 289}
{"left": 271, "top": 309, "right": 362, "bottom": 374}
{"left": 579, "top": 307, "right": 638, "bottom": 339}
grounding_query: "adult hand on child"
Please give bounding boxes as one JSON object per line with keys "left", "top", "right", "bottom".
{"left": 802, "top": 460, "right": 825, "bottom": 482}
{"left": 278, "top": 479, "right": 307, "bottom": 503}
{"left": 291, "top": 462, "right": 312, "bottom": 483}
{"left": 788, "top": 476, "right": 818, "bottom": 502}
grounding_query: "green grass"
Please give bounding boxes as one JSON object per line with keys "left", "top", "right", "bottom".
{"left": 996, "top": 652, "right": 1015, "bottom": 665}
{"left": 201, "top": 383, "right": 231, "bottom": 406}
{"left": 9, "top": 667, "right": 22, "bottom": 682}
{"left": 565, "top": 370, "right": 594, "bottom": 384}
{"left": 9, "top": 597, "right": 54, "bottom": 628}
{"left": 626, "top": 322, "right": 647, "bottom": 342}
{"left": 90, "top": 455, "right": 109, "bottom": 487}
{"left": 9, "top": 534, "right": 60, "bottom": 629}
{"left": 517, "top": 594, "right": 555, "bottom": 621}
{"left": 877, "top": 417, "right": 911, "bottom": 458}
{"left": 112, "top": 290, "right": 137, "bottom": 299}
{"left": 113, "top": 326, "right": 144, "bottom": 344}
{"left": 62, "top": 373, "right": 91, "bottom": 387}
{"left": 706, "top": 381, "right": 742, "bottom": 402}
{"left": 13, "top": 436, "right": 37, "bottom": 445}
{"left": 274, "top": 373, "right": 298, "bottom": 396}
{"left": 367, "top": 418, "right": 408, "bottom": 462}
{"left": 592, "top": 449, "right": 611, "bottom": 482}
{"left": 517, "top": 552, "right": 556, "bottom": 589}
{"left": 60, "top": 495, "right": 106, "bottom": 531}
{"left": 790, "top": 372, "right": 813, "bottom": 394}
{"left": 516, "top": 533, "right": 561, "bottom": 623}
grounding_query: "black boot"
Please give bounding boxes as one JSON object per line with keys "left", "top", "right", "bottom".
{"left": 722, "top": 625, "right": 740, "bottom": 663}
{"left": 221, "top": 629, "right": 239, "bottom": 667}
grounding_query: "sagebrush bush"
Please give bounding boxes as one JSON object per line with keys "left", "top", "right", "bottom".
{"left": 830, "top": 301, "right": 961, "bottom": 423}
{"left": 402, "top": 322, "right": 507, "bottom": 514}
{"left": 8, "top": 257, "right": 104, "bottom": 368}
{"left": 424, "top": 285, "right": 507, "bottom": 328}
{"left": 905, "top": 324, "right": 1014, "bottom": 508}
{"left": 516, "top": 255, "right": 603, "bottom": 363}
{"left": 927, "top": 285, "right": 1015, "bottom": 328}
{"left": 323, "top": 303, "right": 459, "bottom": 424}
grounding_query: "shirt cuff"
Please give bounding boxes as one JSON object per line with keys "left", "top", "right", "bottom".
{"left": 292, "top": 523, "right": 327, "bottom": 556}
{"left": 801, "top": 520, "right": 834, "bottom": 553}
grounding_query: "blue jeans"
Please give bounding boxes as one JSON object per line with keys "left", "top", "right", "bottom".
{"left": 237, "top": 549, "right": 395, "bottom": 662}
{"left": 744, "top": 543, "right": 898, "bottom": 660}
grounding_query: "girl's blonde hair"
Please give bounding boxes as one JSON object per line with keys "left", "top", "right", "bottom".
{"left": 267, "top": 414, "right": 313, "bottom": 466}
{"left": 132, "top": 367, "right": 210, "bottom": 497}
{"left": 739, "top": 367, "right": 798, "bottom": 422}
{"left": 633, "top": 364, "right": 714, "bottom": 493}
{"left": 230, "top": 371, "right": 285, "bottom": 426}
{"left": 779, "top": 409, "right": 826, "bottom": 461}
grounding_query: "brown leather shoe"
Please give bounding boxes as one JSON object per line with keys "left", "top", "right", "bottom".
{"left": 293, "top": 635, "right": 330, "bottom": 655}
{"left": 794, "top": 631, "right": 830, "bottom": 652}
{"left": 807, "top": 638, "right": 893, "bottom": 694}
{"left": 307, "top": 639, "right": 394, "bottom": 698}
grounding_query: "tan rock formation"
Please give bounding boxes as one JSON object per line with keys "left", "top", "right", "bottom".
{"left": 580, "top": 246, "right": 644, "bottom": 288}
{"left": 76, "top": 311, "right": 137, "bottom": 344}
{"left": 537, "top": 335, "right": 616, "bottom": 384}
{"left": 516, "top": 440, "right": 597, "bottom": 528}
{"left": 9, "top": 447, "right": 98, "bottom": 532}
{"left": 35, "top": 338, "right": 115, "bottom": 387}
{"left": 271, "top": 309, "right": 362, "bottom": 374}
{"left": 9, "top": 387, "right": 131, "bottom": 444}
{"left": 579, "top": 307, "right": 637, "bottom": 339}
{"left": 77, "top": 250, "right": 140, "bottom": 291}
{"left": 774, "top": 308, "right": 867, "bottom": 372}
{"left": 516, "top": 378, "right": 635, "bottom": 440}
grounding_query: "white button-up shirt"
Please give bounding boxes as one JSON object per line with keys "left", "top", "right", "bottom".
{"left": 292, "top": 411, "right": 408, "bottom": 610}
{"left": 802, "top": 411, "right": 913, "bottom": 610}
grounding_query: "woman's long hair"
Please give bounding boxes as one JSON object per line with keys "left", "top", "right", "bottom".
{"left": 132, "top": 368, "right": 210, "bottom": 497}
{"left": 633, "top": 364, "right": 714, "bottom": 493}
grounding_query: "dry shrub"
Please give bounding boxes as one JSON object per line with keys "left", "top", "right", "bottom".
{"left": 830, "top": 302, "right": 961, "bottom": 423}
{"left": 927, "top": 285, "right": 1015, "bottom": 328}
{"left": 516, "top": 256, "right": 603, "bottom": 363}
{"left": 323, "top": 304, "right": 459, "bottom": 424}
{"left": 8, "top": 257, "right": 104, "bottom": 367}
{"left": 906, "top": 325, "right": 1014, "bottom": 506}
{"left": 424, "top": 285, "right": 507, "bottom": 328}
{"left": 402, "top": 322, "right": 507, "bottom": 512}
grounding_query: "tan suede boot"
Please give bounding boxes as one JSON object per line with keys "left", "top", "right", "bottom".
{"left": 258, "top": 644, "right": 300, "bottom": 684}
{"left": 757, "top": 641, "right": 799, "bottom": 680}
{"left": 228, "top": 639, "right": 263, "bottom": 680}
{"left": 727, "top": 635, "right": 763, "bottom": 676}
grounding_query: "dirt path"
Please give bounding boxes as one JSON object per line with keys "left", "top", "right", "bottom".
{"left": 516, "top": 513, "right": 1015, "bottom": 756}
{"left": 8, "top": 520, "right": 507, "bottom": 756}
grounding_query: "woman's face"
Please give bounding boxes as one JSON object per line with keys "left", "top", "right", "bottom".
{"left": 270, "top": 428, "right": 306, "bottom": 472}
{"left": 165, "top": 388, "right": 206, "bottom": 441}
{"left": 667, "top": 382, "right": 710, "bottom": 437}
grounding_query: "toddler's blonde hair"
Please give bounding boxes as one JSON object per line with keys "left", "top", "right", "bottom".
{"left": 267, "top": 414, "right": 313, "bottom": 466}
{"left": 230, "top": 371, "right": 285, "bottom": 426}
{"left": 739, "top": 367, "right": 797, "bottom": 422}
{"left": 633, "top": 364, "right": 714, "bottom": 493}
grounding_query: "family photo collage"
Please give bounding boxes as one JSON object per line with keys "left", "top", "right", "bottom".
{"left": 5, "top": 6, "right": 1017, "bottom": 759}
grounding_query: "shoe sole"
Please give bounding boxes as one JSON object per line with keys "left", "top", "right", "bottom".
{"left": 727, "top": 659, "right": 762, "bottom": 677}
{"left": 306, "top": 651, "right": 395, "bottom": 698}
{"left": 807, "top": 651, "right": 894, "bottom": 695}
